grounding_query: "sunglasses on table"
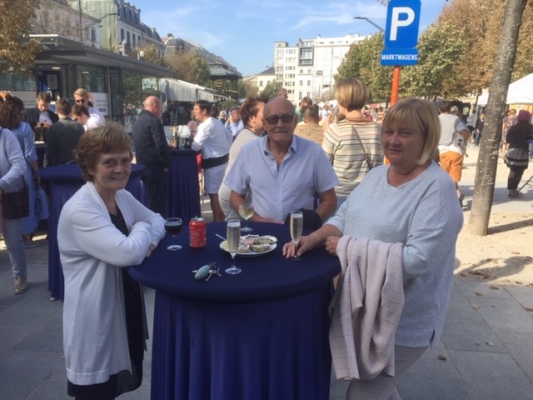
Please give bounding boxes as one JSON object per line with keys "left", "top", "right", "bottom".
{"left": 264, "top": 114, "right": 295, "bottom": 125}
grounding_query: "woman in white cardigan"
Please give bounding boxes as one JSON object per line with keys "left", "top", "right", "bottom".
{"left": 58, "top": 123, "right": 165, "bottom": 399}
{"left": 284, "top": 98, "right": 463, "bottom": 400}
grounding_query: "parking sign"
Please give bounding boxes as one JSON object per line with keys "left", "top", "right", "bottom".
{"left": 381, "top": 0, "right": 421, "bottom": 66}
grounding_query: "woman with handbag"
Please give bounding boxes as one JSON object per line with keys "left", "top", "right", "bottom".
{"left": 322, "top": 78, "right": 383, "bottom": 208}
{"left": 0, "top": 100, "right": 29, "bottom": 294}
{"left": 0, "top": 94, "right": 49, "bottom": 246}
{"left": 505, "top": 109, "right": 533, "bottom": 198}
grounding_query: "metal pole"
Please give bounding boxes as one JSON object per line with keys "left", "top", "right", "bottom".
{"left": 353, "top": 17, "right": 384, "bottom": 33}
{"left": 390, "top": 66, "right": 401, "bottom": 106}
{"left": 78, "top": 0, "right": 83, "bottom": 41}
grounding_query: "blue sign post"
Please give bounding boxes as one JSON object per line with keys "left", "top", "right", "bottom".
{"left": 380, "top": 0, "right": 421, "bottom": 104}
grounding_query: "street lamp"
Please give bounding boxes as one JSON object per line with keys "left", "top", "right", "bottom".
{"left": 353, "top": 17, "right": 384, "bottom": 33}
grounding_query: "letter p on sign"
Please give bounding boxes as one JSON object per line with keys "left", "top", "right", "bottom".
{"left": 390, "top": 7, "right": 415, "bottom": 40}
{"left": 384, "top": 0, "right": 421, "bottom": 49}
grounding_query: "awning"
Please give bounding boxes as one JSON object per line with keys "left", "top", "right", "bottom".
{"left": 161, "top": 79, "right": 215, "bottom": 103}
{"left": 36, "top": 46, "right": 176, "bottom": 77}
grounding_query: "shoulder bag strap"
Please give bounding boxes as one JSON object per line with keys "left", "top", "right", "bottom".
{"left": 351, "top": 125, "right": 373, "bottom": 170}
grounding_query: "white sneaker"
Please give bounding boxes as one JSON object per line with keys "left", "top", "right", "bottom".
{"left": 14, "top": 276, "right": 28, "bottom": 295}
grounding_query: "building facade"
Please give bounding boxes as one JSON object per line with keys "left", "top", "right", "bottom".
{"left": 273, "top": 34, "right": 370, "bottom": 104}
{"left": 1, "top": 0, "right": 174, "bottom": 124}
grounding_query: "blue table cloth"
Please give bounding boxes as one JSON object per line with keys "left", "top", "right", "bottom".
{"left": 166, "top": 149, "right": 201, "bottom": 222}
{"left": 129, "top": 222, "right": 341, "bottom": 400}
{"left": 38, "top": 163, "right": 145, "bottom": 300}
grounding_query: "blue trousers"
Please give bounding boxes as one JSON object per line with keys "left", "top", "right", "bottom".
{"left": 3, "top": 218, "right": 27, "bottom": 277}
{"left": 141, "top": 169, "right": 168, "bottom": 218}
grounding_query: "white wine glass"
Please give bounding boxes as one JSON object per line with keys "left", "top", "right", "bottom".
{"left": 225, "top": 219, "right": 242, "bottom": 274}
{"left": 290, "top": 211, "right": 303, "bottom": 260}
{"left": 238, "top": 203, "right": 254, "bottom": 233}
{"left": 164, "top": 217, "right": 183, "bottom": 251}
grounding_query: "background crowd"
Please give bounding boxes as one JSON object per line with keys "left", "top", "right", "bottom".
{"left": 1, "top": 77, "right": 532, "bottom": 400}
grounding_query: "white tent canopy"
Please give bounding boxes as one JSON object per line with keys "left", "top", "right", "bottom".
{"left": 477, "top": 73, "right": 533, "bottom": 106}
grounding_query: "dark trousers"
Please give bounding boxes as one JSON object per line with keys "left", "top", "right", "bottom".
{"left": 507, "top": 165, "right": 526, "bottom": 190}
{"left": 141, "top": 169, "right": 167, "bottom": 218}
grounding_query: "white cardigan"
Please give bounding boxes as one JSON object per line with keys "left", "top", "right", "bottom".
{"left": 58, "top": 182, "right": 165, "bottom": 385}
{"left": 329, "top": 235, "right": 404, "bottom": 380}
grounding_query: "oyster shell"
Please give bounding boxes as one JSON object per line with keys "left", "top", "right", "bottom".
{"left": 237, "top": 244, "right": 250, "bottom": 253}
{"left": 250, "top": 244, "right": 271, "bottom": 253}
{"left": 254, "top": 235, "right": 277, "bottom": 245}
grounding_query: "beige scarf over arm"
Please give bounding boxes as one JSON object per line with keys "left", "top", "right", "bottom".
{"left": 329, "top": 235, "right": 404, "bottom": 380}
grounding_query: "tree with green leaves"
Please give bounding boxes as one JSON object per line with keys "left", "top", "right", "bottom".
{"left": 401, "top": 23, "right": 466, "bottom": 98}
{"left": 0, "top": 3, "right": 41, "bottom": 74}
{"left": 237, "top": 80, "right": 258, "bottom": 99}
{"left": 166, "top": 49, "right": 211, "bottom": 86}
{"left": 336, "top": 33, "right": 392, "bottom": 102}
{"left": 135, "top": 45, "right": 166, "bottom": 66}
{"left": 260, "top": 80, "right": 281, "bottom": 98}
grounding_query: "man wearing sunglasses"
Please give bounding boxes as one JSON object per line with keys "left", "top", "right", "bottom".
{"left": 225, "top": 97, "right": 338, "bottom": 229}
{"left": 73, "top": 88, "right": 106, "bottom": 129}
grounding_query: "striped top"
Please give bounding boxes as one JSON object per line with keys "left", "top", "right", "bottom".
{"left": 322, "top": 120, "right": 383, "bottom": 197}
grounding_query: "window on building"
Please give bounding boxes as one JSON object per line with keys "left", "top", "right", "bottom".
{"left": 299, "top": 92, "right": 303, "bottom": 100}
{"left": 300, "top": 69, "right": 303, "bottom": 73}
{"left": 308, "top": 69, "right": 312, "bottom": 73}
{"left": 277, "top": 49, "right": 284, "bottom": 56}
{"left": 307, "top": 80, "right": 311, "bottom": 86}
{"left": 299, "top": 80, "right": 303, "bottom": 86}
{"left": 127, "top": 32, "right": 130, "bottom": 46}
{"left": 90, "top": 27, "right": 96, "bottom": 44}
{"left": 288, "top": 89, "right": 294, "bottom": 94}
{"left": 121, "top": 29, "right": 125, "bottom": 42}
{"left": 276, "top": 66, "right": 283, "bottom": 73}
{"left": 260, "top": 81, "right": 263, "bottom": 87}
{"left": 316, "top": 70, "right": 323, "bottom": 76}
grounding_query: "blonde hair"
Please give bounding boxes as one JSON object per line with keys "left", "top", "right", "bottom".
{"left": 334, "top": 77, "right": 369, "bottom": 112}
{"left": 73, "top": 88, "right": 89, "bottom": 99}
{"left": 382, "top": 98, "right": 440, "bottom": 165}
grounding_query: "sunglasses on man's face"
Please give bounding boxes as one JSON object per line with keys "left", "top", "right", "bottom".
{"left": 75, "top": 99, "right": 86, "bottom": 104}
{"left": 264, "top": 114, "right": 294, "bottom": 125}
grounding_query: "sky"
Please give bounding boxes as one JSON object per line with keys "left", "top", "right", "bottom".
{"left": 137, "top": 0, "right": 449, "bottom": 77}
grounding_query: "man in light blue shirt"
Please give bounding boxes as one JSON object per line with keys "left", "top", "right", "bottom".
{"left": 225, "top": 107, "right": 244, "bottom": 139}
{"left": 225, "top": 97, "right": 338, "bottom": 225}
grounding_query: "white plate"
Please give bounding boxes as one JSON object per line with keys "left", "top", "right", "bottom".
{"left": 219, "top": 240, "right": 277, "bottom": 257}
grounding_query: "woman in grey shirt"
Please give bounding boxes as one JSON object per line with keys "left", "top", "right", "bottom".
{"left": 284, "top": 98, "right": 463, "bottom": 400}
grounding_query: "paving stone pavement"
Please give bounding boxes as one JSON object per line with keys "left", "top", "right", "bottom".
{"left": 1, "top": 151, "right": 532, "bottom": 399}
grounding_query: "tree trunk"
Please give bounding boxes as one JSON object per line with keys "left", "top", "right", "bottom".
{"left": 466, "top": 0, "right": 528, "bottom": 235}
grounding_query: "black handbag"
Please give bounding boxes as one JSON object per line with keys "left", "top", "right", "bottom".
{"left": 0, "top": 127, "right": 30, "bottom": 219}
{"left": 1, "top": 180, "right": 30, "bottom": 219}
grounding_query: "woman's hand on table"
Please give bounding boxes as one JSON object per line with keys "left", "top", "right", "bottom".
{"left": 283, "top": 234, "right": 319, "bottom": 259}
{"left": 324, "top": 236, "right": 339, "bottom": 256}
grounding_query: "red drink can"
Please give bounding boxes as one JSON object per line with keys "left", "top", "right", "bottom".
{"left": 189, "top": 217, "right": 207, "bottom": 248}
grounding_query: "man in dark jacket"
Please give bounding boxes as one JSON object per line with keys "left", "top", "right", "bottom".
{"left": 23, "top": 92, "right": 59, "bottom": 139}
{"left": 132, "top": 96, "right": 170, "bottom": 217}
{"left": 45, "top": 99, "right": 84, "bottom": 167}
